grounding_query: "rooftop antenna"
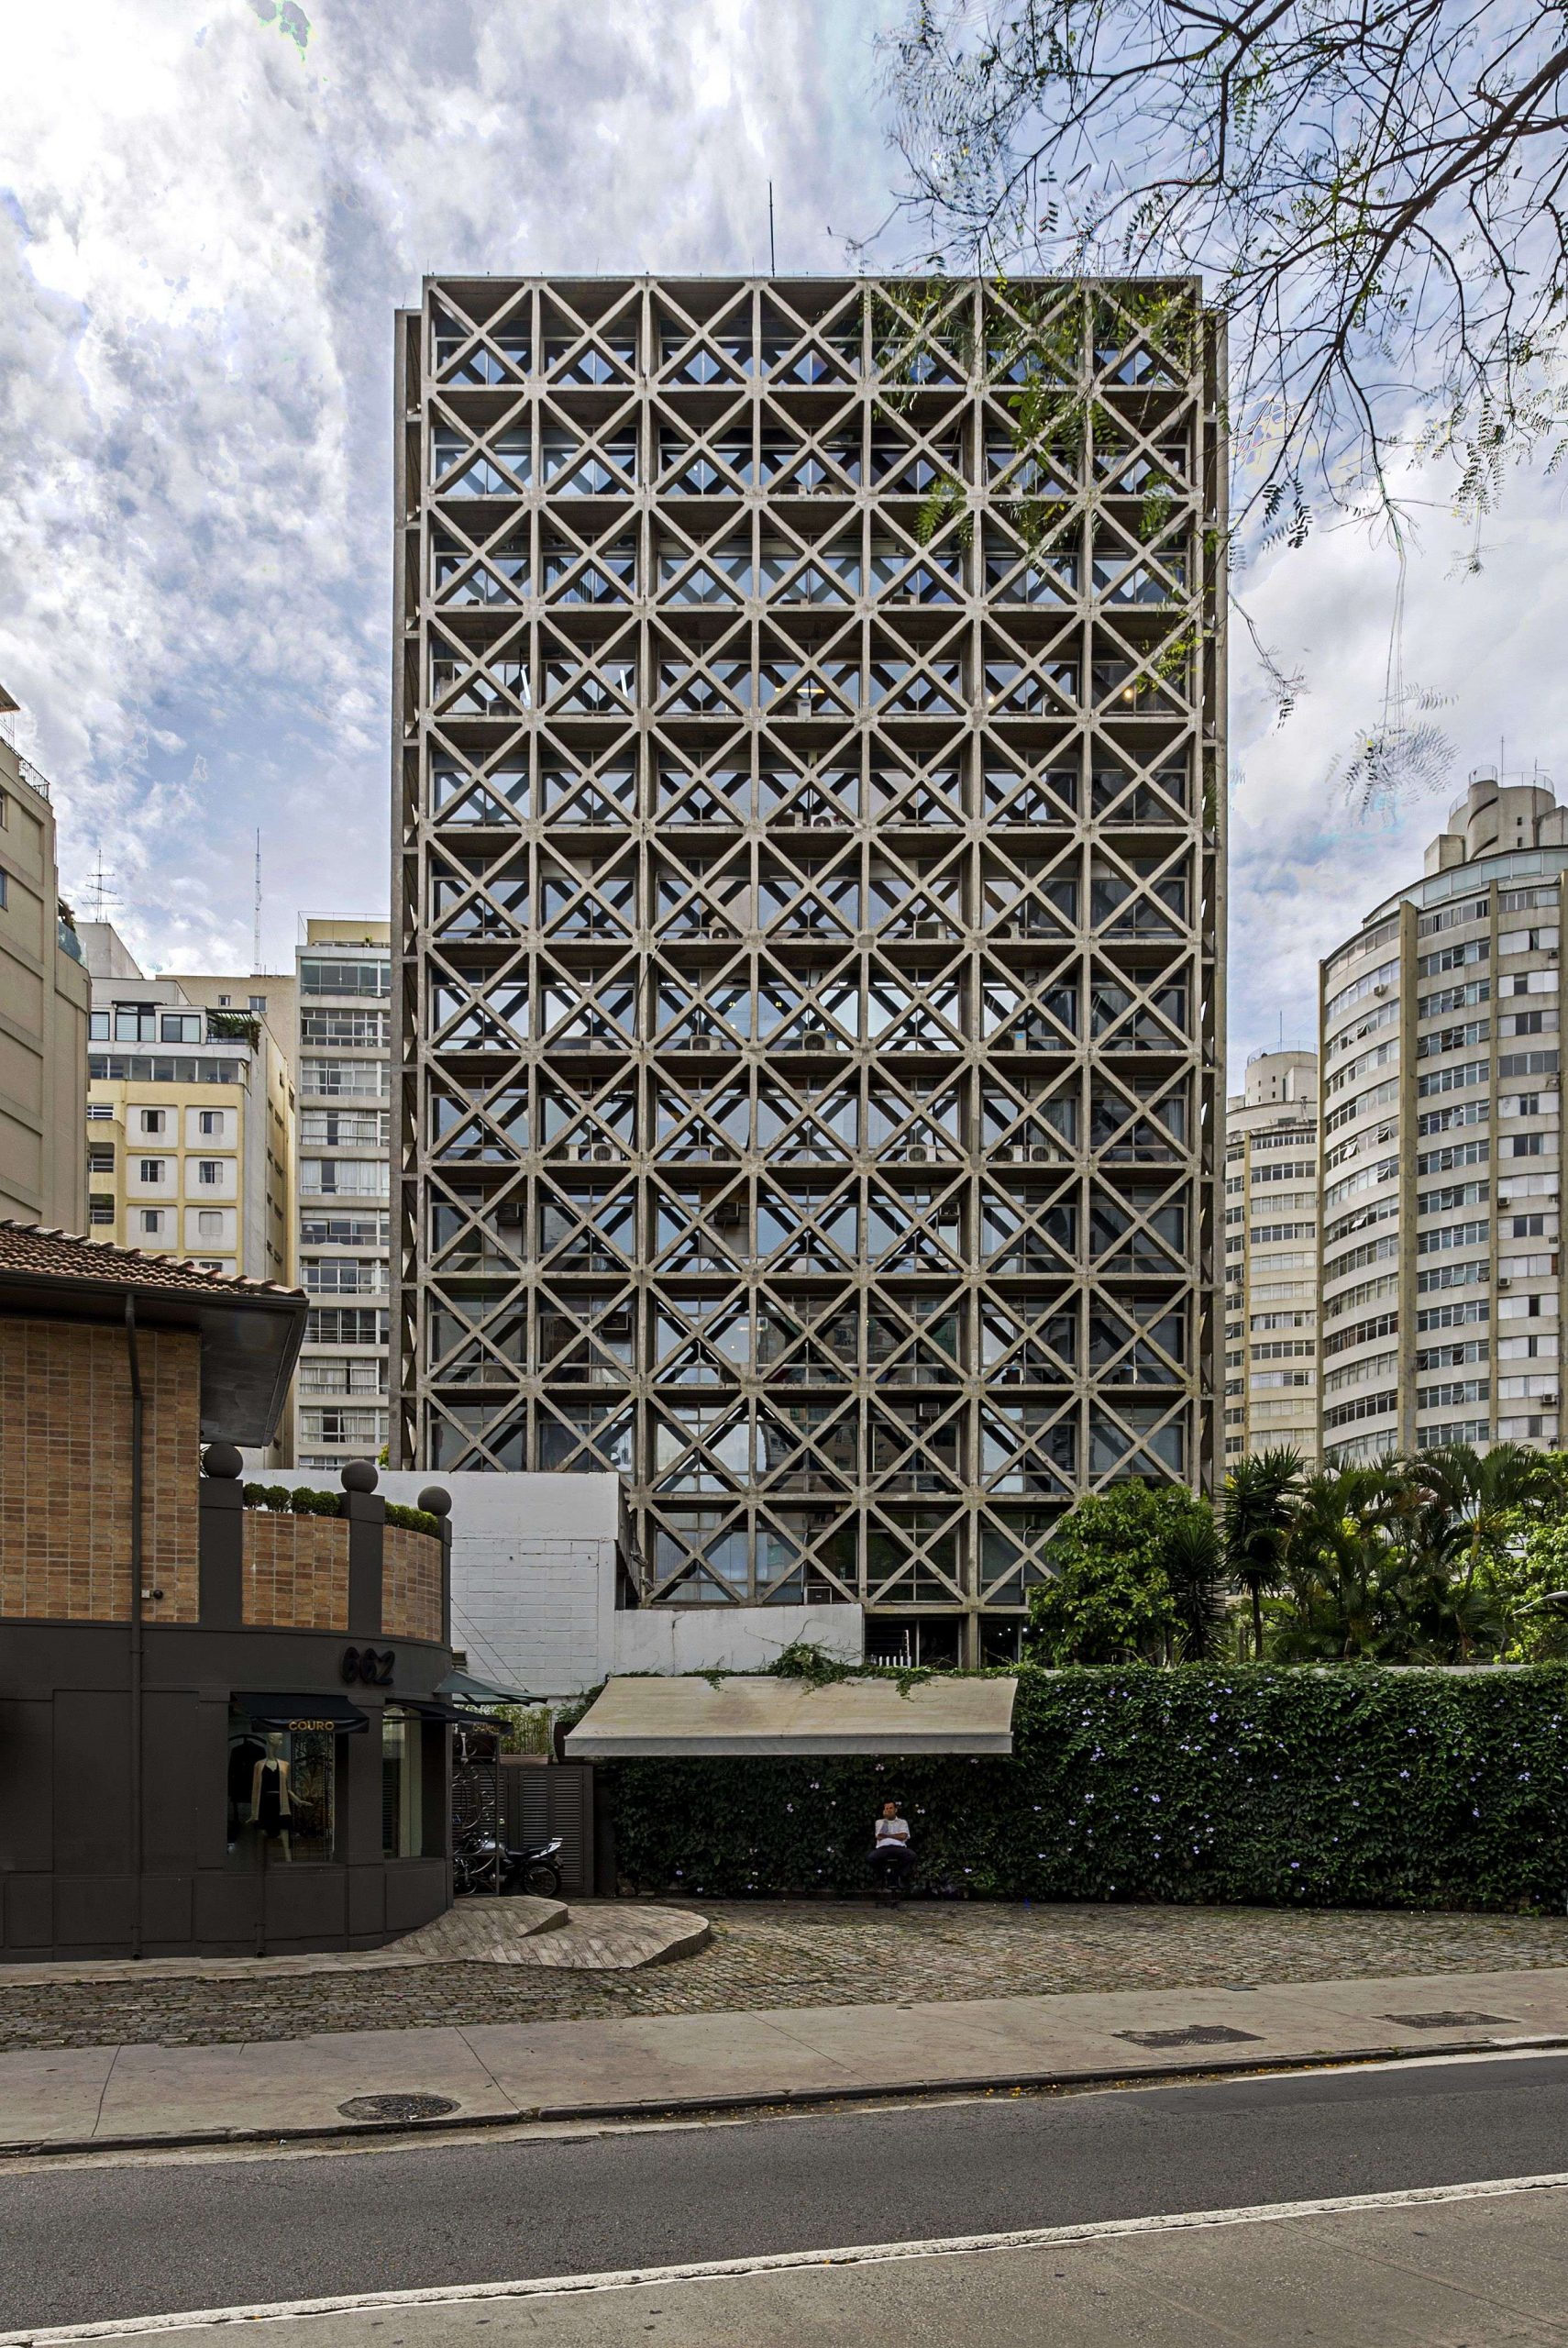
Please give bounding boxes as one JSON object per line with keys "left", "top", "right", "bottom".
{"left": 252, "top": 828, "right": 262, "bottom": 974}
{"left": 768, "top": 181, "right": 777, "bottom": 276}
{"left": 84, "top": 848, "right": 119, "bottom": 921}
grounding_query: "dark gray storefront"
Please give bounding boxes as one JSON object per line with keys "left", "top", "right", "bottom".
{"left": 0, "top": 1466, "right": 458, "bottom": 1961}
{"left": 0, "top": 1223, "right": 459, "bottom": 1963}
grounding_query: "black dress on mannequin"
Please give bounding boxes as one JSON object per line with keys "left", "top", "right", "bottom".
{"left": 227, "top": 1736, "right": 266, "bottom": 1837}
{"left": 254, "top": 1757, "right": 290, "bottom": 1834}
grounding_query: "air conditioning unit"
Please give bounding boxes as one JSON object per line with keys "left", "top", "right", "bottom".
{"left": 1029, "top": 1145, "right": 1055, "bottom": 1162}
{"left": 904, "top": 1146, "right": 929, "bottom": 1164}
{"left": 1498, "top": 1277, "right": 1512, "bottom": 1289}
{"left": 912, "top": 919, "right": 945, "bottom": 940}
{"left": 1374, "top": 983, "right": 1390, "bottom": 997}
{"left": 591, "top": 1144, "right": 614, "bottom": 1163}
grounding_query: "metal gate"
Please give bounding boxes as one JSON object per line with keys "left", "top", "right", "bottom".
{"left": 501, "top": 1758, "right": 594, "bottom": 1897}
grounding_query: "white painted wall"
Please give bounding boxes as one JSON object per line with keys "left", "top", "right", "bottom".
{"left": 613, "top": 1603, "right": 864, "bottom": 1678}
{"left": 261, "top": 1468, "right": 863, "bottom": 1699}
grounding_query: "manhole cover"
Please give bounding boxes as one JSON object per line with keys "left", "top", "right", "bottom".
{"left": 1384, "top": 2010, "right": 1515, "bottom": 2030}
{"left": 337, "top": 2092, "right": 459, "bottom": 2122}
{"left": 1115, "top": 2024, "right": 1261, "bottom": 2051}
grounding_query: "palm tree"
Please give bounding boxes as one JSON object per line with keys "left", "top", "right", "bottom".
{"left": 1410, "top": 1444, "right": 1548, "bottom": 1582}
{"left": 1221, "top": 1447, "right": 1304, "bottom": 1660}
{"left": 1163, "top": 1507, "right": 1223, "bottom": 1662}
{"left": 1270, "top": 1459, "right": 1407, "bottom": 1660}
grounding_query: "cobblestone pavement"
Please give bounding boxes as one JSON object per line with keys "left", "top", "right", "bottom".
{"left": 6, "top": 1899, "right": 1568, "bottom": 2052}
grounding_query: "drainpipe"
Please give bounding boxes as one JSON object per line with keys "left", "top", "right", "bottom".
{"left": 125, "top": 1296, "right": 144, "bottom": 1961}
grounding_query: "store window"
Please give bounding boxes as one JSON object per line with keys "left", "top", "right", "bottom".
{"left": 226, "top": 1713, "right": 337, "bottom": 1861}
{"left": 381, "top": 1709, "right": 425, "bottom": 1857}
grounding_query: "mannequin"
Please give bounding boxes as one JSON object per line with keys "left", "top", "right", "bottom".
{"left": 249, "top": 1734, "right": 293, "bottom": 1859}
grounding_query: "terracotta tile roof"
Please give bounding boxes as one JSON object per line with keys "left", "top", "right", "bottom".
{"left": 0, "top": 1220, "right": 305, "bottom": 1301}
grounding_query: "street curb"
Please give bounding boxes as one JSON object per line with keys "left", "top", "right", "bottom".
{"left": 5, "top": 2032, "right": 1566, "bottom": 2161}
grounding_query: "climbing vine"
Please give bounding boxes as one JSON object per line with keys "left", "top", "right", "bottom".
{"left": 602, "top": 1665, "right": 1568, "bottom": 1911}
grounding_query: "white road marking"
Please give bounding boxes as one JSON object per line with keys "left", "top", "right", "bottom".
{"left": 5, "top": 2169, "right": 1568, "bottom": 2342}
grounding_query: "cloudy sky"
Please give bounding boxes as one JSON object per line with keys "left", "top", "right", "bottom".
{"left": 3, "top": 0, "right": 1566, "bottom": 1080}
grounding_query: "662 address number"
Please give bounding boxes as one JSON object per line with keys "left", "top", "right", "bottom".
{"left": 341, "top": 1645, "right": 395, "bottom": 1687}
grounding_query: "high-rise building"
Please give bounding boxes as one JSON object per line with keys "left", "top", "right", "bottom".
{"left": 1222, "top": 1050, "right": 1319, "bottom": 1464}
{"left": 1320, "top": 770, "right": 1568, "bottom": 1464}
{"left": 0, "top": 686, "right": 89, "bottom": 1231}
{"left": 288, "top": 918, "right": 392, "bottom": 1472}
{"left": 80, "top": 924, "right": 294, "bottom": 1305}
{"left": 392, "top": 273, "right": 1226, "bottom": 1664}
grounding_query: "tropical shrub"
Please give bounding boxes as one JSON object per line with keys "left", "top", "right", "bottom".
{"left": 602, "top": 1663, "right": 1568, "bottom": 1911}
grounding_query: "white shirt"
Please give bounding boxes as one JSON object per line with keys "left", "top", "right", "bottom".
{"left": 875, "top": 1814, "right": 911, "bottom": 1849}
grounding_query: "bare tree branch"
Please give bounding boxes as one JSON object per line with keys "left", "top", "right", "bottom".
{"left": 878, "top": 0, "right": 1568, "bottom": 534}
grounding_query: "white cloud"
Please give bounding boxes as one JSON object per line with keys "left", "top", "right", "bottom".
{"left": 1228, "top": 454, "right": 1568, "bottom": 1080}
{"left": 0, "top": 0, "right": 897, "bottom": 970}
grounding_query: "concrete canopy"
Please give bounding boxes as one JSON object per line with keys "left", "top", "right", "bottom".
{"left": 563, "top": 1674, "right": 1018, "bottom": 1758}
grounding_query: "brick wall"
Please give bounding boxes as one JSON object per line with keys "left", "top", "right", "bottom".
{"left": 242, "top": 1512, "right": 349, "bottom": 1630}
{"left": 0, "top": 1315, "right": 200, "bottom": 1622}
{"left": 382, "top": 1524, "right": 443, "bottom": 1643}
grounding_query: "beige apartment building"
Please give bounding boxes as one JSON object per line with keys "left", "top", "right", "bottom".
{"left": 1222, "top": 1050, "right": 1320, "bottom": 1465}
{"left": 80, "top": 924, "right": 294, "bottom": 1297}
{"left": 1320, "top": 770, "right": 1568, "bottom": 1463}
{"left": 0, "top": 685, "right": 89, "bottom": 1231}
{"left": 287, "top": 919, "right": 392, "bottom": 1473}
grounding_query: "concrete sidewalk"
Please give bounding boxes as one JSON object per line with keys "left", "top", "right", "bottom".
{"left": 6, "top": 1966, "right": 1568, "bottom": 2155}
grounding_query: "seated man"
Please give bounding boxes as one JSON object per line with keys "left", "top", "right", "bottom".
{"left": 869, "top": 1800, "right": 914, "bottom": 1899}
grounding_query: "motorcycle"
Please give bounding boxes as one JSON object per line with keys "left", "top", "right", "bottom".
{"left": 453, "top": 1826, "right": 565, "bottom": 1900}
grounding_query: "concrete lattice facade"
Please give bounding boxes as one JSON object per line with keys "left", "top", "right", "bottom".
{"left": 1223, "top": 1051, "right": 1320, "bottom": 1464}
{"left": 1320, "top": 772, "right": 1568, "bottom": 1463}
{"left": 392, "top": 274, "right": 1225, "bottom": 1662}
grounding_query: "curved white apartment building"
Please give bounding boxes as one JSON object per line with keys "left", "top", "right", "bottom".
{"left": 1319, "top": 771, "right": 1566, "bottom": 1463}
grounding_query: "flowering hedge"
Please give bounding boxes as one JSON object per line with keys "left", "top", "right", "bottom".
{"left": 601, "top": 1664, "right": 1568, "bottom": 1911}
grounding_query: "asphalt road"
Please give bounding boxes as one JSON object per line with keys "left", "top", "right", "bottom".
{"left": 1, "top": 2052, "right": 1566, "bottom": 2333}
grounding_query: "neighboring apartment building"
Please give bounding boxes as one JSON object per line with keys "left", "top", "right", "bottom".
{"left": 392, "top": 273, "right": 1226, "bottom": 1665}
{"left": 1222, "top": 1050, "right": 1319, "bottom": 1465}
{"left": 0, "top": 685, "right": 89, "bottom": 1231}
{"left": 80, "top": 924, "right": 294, "bottom": 1301}
{"left": 288, "top": 919, "right": 392, "bottom": 1473}
{"left": 1320, "top": 770, "right": 1568, "bottom": 1464}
